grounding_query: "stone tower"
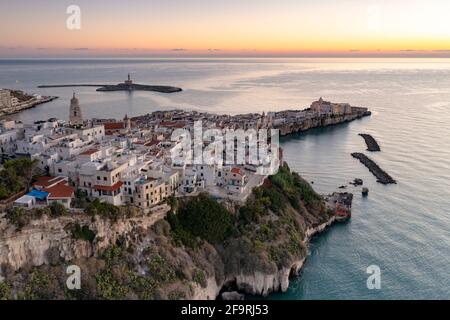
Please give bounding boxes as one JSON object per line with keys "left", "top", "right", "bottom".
{"left": 69, "top": 92, "right": 83, "bottom": 125}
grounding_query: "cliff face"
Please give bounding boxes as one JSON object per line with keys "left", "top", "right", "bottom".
{"left": 0, "top": 165, "right": 336, "bottom": 300}
{"left": 0, "top": 213, "right": 158, "bottom": 272}
{"left": 277, "top": 112, "right": 370, "bottom": 136}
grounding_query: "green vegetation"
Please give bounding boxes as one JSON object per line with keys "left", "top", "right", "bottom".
{"left": 5, "top": 206, "right": 30, "bottom": 230}
{"left": 167, "top": 193, "right": 234, "bottom": 247}
{"left": 86, "top": 198, "right": 120, "bottom": 220}
{"left": 0, "top": 282, "right": 12, "bottom": 300}
{"left": 72, "top": 189, "right": 89, "bottom": 209}
{"left": 168, "top": 290, "right": 186, "bottom": 300}
{"left": 192, "top": 269, "right": 207, "bottom": 288}
{"left": 269, "top": 163, "right": 322, "bottom": 209}
{"left": 68, "top": 223, "right": 96, "bottom": 242}
{"left": 95, "top": 246, "right": 130, "bottom": 300}
{"left": 18, "top": 268, "right": 53, "bottom": 300}
{"left": 49, "top": 201, "right": 67, "bottom": 217}
{"left": 0, "top": 158, "right": 39, "bottom": 200}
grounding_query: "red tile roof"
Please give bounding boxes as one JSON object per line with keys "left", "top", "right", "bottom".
{"left": 34, "top": 176, "right": 67, "bottom": 188}
{"left": 80, "top": 149, "right": 99, "bottom": 156}
{"left": 94, "top": 181, "right": 124, "bottom": 192}
{"left": 43, "top": 181, "right": 75, "bottom": 199}
{"left": 231, "top": 167, "right": 244, "bottom": 175}
{"left": 104, "top": 122, "right": 125, "bottom": 130}
{"left": 160, "top": 121, "right": 185, "bottom": 128}
{"left": 144, "top": 140, "right": 160, "bottom": 147}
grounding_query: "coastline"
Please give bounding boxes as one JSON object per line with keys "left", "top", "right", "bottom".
{"left": 277, "top": 110, "right": 371, "bottom": 137}
{"left": 0, "top": 95, "right": 58, "bottom": 119}
{"left": 190, "top": 215, "right": 337, "bottom": 300}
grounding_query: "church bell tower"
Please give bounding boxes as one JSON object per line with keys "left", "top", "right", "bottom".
{"left": 69, "top": 92, "right": 83, "bottom": 125}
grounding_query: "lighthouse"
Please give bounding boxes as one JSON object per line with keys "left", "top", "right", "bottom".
{"left": 124, "top": 73, "right": 133, "bottom": 86}
{"left": 69, "top": 92, "right": 83, "bottom": 125}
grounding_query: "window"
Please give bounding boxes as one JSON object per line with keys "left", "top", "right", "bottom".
{"left": 97, "top": 176, "right": 100, "bottom": 180}
{"left": 103, "top": 177, "right": 107, "bottom": 181}
{"left": 58, "top": 169, "right": 62, "bottom": 173}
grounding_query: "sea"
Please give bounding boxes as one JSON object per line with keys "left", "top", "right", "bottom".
{"left": 1, "top": 57, "right": 449, "bottom": 299}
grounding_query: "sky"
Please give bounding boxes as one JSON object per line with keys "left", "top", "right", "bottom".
{"left": 1, "top": 0, "right": 450, "bottom": 57}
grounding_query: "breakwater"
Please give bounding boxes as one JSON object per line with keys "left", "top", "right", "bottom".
{"left": 359, "top": 133, "right": 380, "bottom": 151}
{"left": 351, "top": 153, "right": 396, "bottom": 184}
{"left": 38, "top": 83, "right": 182, "bottom": 93}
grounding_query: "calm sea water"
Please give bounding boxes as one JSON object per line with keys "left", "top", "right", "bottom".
{"left": 1, "top": 58, "right": 449, "bottom": 299}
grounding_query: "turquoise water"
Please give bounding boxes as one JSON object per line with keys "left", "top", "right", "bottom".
{"left": 1, "top": 58, "right": 449, "bottom": 299}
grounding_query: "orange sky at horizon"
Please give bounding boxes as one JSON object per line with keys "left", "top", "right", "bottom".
{"left": 2, "top": 0, "right": 450, "bottom": 57}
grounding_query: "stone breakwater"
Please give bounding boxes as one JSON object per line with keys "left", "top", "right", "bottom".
{"left": 359, "top": 134, "right": 380, "bottom": 152}
{"left": 276, "top": 110, "right": 371, "bottom": 137}
{"left": 38, "top": 83, "right": 182, "bottom": 94}
{"left": 351, "top": 153, "right": 396, "bottom": 184}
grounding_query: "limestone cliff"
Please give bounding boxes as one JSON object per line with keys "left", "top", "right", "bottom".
{"left": 0, "top": 164, "right": 337, "bottom": 300}
{"left": 277, "top": 112, "right": 370, "bottom": 136}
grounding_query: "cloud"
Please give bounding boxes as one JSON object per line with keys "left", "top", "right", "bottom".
{"left": 73, "top": 47, "right": 89, "bottom": 51}
{"left": 171, "top": 48, "right": 187, "bottom": 51}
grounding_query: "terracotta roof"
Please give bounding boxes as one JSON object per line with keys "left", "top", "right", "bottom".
{"left": 144, "top": 140, "right": 160, "bottom": 147}
{"left": 43, "top": 181, "right": 74, "bottom": 199}
{"left": 104, "top": 122, "right": 125, "bottom": 130}
{"left": 160, "top": 121, "right": 185, "bottom": 128}
{"left": 34, "top": 176, "right": 67, "bottom": 188}
{"left": 94, "top": 181, "right": 124, "bottom": 191}
{"left": 80, "top": 149, "right": 99, "bottom": 156}
{"left": 231, "top": 167, "right": 244, "bottom": 175}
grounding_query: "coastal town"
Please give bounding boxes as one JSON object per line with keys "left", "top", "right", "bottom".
{"left": 0, "top": 93, "right": 370, "bottom": 214}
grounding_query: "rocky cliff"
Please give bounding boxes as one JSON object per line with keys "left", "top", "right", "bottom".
{"left": 277, "top": 112, "right": 370, "bottom": 136}
{"left": 0, "top": 164, "right": 337, "bottom": 300}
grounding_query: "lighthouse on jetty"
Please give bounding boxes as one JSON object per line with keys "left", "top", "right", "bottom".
{"left": 124, "top": 73, "right": 133, "bottom": 86}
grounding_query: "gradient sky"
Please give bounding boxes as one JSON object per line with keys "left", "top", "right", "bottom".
{"left": 1, "top": 0, "right": 450, "bottom": 57}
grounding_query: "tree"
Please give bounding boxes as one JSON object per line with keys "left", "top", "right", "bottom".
{"left": 175, "top": 193, "right": 234, "bottom": 244}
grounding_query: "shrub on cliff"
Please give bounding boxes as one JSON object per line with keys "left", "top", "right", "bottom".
{"left": 68, "top": 223, "right": 96, "bottom": 243}
{"left": 49, "top": 201, "right": 67, "bottom": 217}
{"left": 0, "top": 282, "right": 12, "bottom": 300}
{"left": 168, "top": 193, "right": 234, "bottom": 246}
{"left": 5, "top": 206, "right": 30, "bottom": 230}
{"left": 18, "top": 268, "right": 54, "bottom": 300}
{"left": 269, "top": 163, "right": 322, "bottom": 209}
{"left": 86, "top": 199, "right": 120, "bottom": 220}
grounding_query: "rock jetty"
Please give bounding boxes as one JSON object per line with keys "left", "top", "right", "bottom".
{"left": 351, "top": 153, "right": 396, "bottom": 184}
{"left": 38, "top": 74, "right": 182, "bottom": 94}
{"left": 359, "top": 134, "right": 380, "bottom": 151}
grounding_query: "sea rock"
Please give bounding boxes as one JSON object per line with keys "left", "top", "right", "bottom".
{"left": 221, "top": 291, "right": 244, "bottom": 300}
